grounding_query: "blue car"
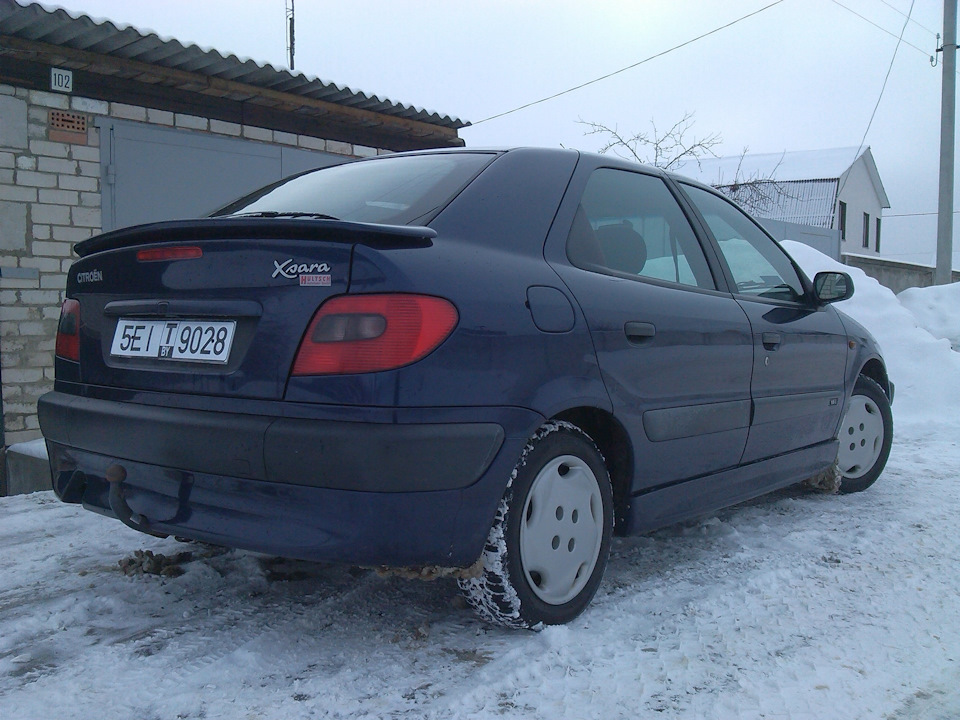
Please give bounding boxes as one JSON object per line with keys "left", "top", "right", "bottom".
{"left": 39, "top": 148, "right": 893, "bottom": 627}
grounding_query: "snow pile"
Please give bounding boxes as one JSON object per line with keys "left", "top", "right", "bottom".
{"left": 899, "top": 281, "right": 960, "bottom": 351}
{"left": 783, "top": 241, "right": 960, "bottom": 440}
{"left": 7, "top": 438, "right": 47, "bottom": 459}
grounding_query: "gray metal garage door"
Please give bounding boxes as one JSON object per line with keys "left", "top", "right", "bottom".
{"left": 98, "top": 119, "right": 347, "bottom": 232}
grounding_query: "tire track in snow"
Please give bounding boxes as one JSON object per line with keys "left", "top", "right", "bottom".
{"left": 397, "top": 442, "right": 960, "bottom": 719}
{"left": 143, "top": 572, "right": 379, "bottom": 689}
{"left": 1, "top": 438, "right": 958, "bottom": 719}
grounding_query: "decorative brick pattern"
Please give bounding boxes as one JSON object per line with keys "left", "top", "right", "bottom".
{"left": 48, "top": 110, "right": 88, "bottom": 145}
{"left": 1, "top": 89, "right": 386, "bottom": 445}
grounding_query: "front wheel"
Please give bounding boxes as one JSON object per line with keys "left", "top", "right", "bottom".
{"left": 837, "top": 375, "right": 893, "bottom": 494}
{"left": 459, "top": 422, "right": 614, "bottom": 628}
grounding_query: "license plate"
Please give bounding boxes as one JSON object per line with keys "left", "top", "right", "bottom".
{"left": 111, "top": 319, "right": 236, "bottom": 364}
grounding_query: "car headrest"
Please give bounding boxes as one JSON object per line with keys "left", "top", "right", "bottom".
{"left": 566, "top": 205, "right": 606, "bottom": 269}
{"left": 596, "top": 221, "right": 647, "bottom": 275}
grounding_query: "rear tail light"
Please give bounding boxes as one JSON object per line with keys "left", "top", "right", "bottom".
{"left": 55, "top": 298, "right": 80, "bottom": 362}
{"left": 291, "top": 294, "right": 458, "bottom": 375}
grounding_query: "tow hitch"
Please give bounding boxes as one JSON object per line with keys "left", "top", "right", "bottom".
{"left": 105, "top": 464, "right": 168, "bottom": 539}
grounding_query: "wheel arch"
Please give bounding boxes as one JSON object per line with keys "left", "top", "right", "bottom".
{"left": 859, "top": 357, "right": 892, "bottom": 400}
{"left": 552, "top": 406, "right": 633, "bottom": 535}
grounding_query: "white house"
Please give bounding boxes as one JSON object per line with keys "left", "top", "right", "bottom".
{"left": 678, "top": 147, "right": 890, "bottom": 260}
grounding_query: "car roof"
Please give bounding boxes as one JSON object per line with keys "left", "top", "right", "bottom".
{"left": 380, "top": 145, "right": 672, "bottom": 176}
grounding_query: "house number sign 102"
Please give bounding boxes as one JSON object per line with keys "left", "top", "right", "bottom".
{"left": 50, "top": 68, "right": 73, "bottom": 93}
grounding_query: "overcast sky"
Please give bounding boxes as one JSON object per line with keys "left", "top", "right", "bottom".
{"left": 48, "top": 0, "right": 957, "bottom": 268}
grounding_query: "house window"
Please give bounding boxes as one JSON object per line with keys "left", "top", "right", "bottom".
{"left": 838, "top": 201, "right": 847, "bottom": 240}
{"left": 876, "top": 217, "right": 881, "bottom": 252}
{"left": 862, "top": 212, "right": 870, "bottom": 248}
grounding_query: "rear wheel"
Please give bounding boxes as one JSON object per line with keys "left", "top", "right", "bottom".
{"left": 837, "top": 375, "right": 893, "bottom": 493}
{"left": 459, "top": 421, "right": 614, "bottom": 628}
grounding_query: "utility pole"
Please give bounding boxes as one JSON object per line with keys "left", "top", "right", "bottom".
{"left": 936, "top": 0, "right": 957, "bottom": 284}
{"left": 286, "top": 0, "right": 296, "bottom": 71}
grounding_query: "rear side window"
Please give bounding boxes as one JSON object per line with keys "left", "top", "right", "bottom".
{"left": 681, "top": 183, "right": 805, "bottom": 303}
{"left": 566, "top": 169, "right": 716, "bottom": 290}
{"left": 214, "top": 153, "right": 494, "bottom": 225}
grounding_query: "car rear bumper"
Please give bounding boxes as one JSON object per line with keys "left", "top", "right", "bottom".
{"left": 39, "top": 392, "right": 505, "bottom": 492}
{"left": 39, "top": 390, "right": 541, "bottom": 566}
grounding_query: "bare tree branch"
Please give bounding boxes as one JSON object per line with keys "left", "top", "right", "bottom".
{"left": 580, "top": 113, "right": 796, "bottom": 219}
{"left": 578, "top": 111, "right": 720, "bottom": 170}
{"left": 712, "top": 149, "right": 796, "bottom": 216}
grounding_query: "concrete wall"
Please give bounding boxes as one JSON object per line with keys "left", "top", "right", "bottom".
{"left": 842, "top": 254, "right": 960, "bottom": 295}
{"left": 0, "top": 84, "right": 388, "bottom": 446}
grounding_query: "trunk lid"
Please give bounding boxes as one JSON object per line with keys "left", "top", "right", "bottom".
{"left": 67, "top": 218, "right": 434, "bottom": 400}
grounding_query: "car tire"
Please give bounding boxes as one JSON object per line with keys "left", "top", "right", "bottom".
{"left": 836, "top": 375, "right": 893, "bottom": 494}
{"left": 458, "top": 421, "right": 614, "bottom": 628}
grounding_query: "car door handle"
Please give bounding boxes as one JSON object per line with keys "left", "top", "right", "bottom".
{"left": 762, "top": 332, "right": 782, "bottom": 350}
{"left": 625, "top": 322, "right": 656, "bottom": 345}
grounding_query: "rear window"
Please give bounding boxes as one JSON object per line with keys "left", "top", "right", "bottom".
{"left": 213, "top": 153, "right": 494, "bottom": 225}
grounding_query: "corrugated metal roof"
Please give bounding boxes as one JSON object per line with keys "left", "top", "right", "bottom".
{"left": 0, "top": 0, "right": 468, "bottom": 130}
{"left": 678, "top": 146, "right": 891, "bottom": 227}
{"left": 718, "top": 179, "right": 839, "bottom": 228}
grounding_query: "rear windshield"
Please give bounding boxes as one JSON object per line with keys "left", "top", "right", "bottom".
{"left": 213, "top": 152, "right": 495, "bottom": 225}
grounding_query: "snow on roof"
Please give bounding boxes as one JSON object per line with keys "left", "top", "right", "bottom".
{"left": 677, "top": 146, "right": 890, "bottom": 212}
{"left": 677, "top": 147, "right": 866, "bottom": 185}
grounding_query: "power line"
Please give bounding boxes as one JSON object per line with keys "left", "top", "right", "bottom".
{"left": 838, "top": 0, "right": 915, "bottom": 198}
{"left": 831, "top": 0, "right": 929, "bottom": 57}
{"left": 876, "top": 0, "right": 938, "bottom": 37}
{"left": 472, "top": 0, "right": 785, "bottom": 126}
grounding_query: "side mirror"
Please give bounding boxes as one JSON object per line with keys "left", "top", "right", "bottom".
{"left": 814, "top": 271, "right": 854, "bottom": 304}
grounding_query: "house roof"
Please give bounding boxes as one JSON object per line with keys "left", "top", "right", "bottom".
{"left": 678, "top": 146, "right": 890, "bottom": 209}
{"left": 0, "top": 0, "right": 468, "bottom": 140}
{"left": 680, "top": 147, "right": 861, "bottom": 183}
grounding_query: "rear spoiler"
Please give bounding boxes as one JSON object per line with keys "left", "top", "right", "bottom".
{"left": 74, "top": 218, "right": 438, "bottom": 258}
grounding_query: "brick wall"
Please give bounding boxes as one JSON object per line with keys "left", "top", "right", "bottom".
{"left": 0, "top": 84, "right": 386, "bottom": 446}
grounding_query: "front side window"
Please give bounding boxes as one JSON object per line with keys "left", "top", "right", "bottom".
{"left": 681, "top": 183, "right": 805, "bottom": 303}
{"left": 838, "top": 201, "right": 847, "bottom": 240}
{"left": 566, "top": 169, "right": 715, "bottom": 290}
{"left": 863, "top": 212, "right": 870, "bottom": 248}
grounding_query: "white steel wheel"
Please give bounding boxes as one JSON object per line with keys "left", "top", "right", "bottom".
{"left": 835, "top": 375, "right": 893, "bottom": 494}
{"left": 837, "top": 395, "right": 885, "bottom": 480}
{"left": 458, "top": 421, "right": 614, "bottom": 628}
{"left": 519, "top": 455, "right": 604, "bottom": 605}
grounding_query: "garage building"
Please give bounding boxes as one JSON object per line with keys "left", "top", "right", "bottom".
{"left": 0, "top": 0, "right": 468, "bottom": 454}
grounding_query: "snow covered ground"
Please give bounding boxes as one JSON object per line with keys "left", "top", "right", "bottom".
{"left": 1, "top": 248, "right": 958, "bottom": 719}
